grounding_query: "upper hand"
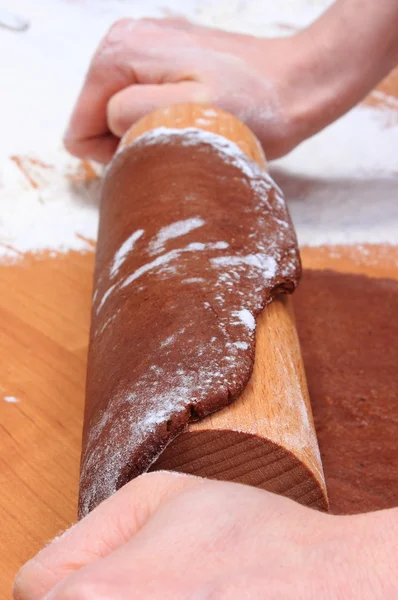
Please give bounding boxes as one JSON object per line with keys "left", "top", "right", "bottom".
{"left": 63, "top": 18, "right": 308, "bottom": 163}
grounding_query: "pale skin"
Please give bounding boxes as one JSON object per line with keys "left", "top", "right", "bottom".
{"left": 12, "top": 472, "right": 398, "bottom": 600}
{"left": 14, "top": 1, "right": 398, "bottom": 598}
{"left": 63, "top": 0, "right": 398, "bottom": 163}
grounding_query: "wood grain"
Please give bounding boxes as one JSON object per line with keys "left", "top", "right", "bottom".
{"left": 120, "top": 103, "right": 267, "bottom": 169}
{"left": 119, "top": 104, "right": 328, "bottom": 511}
{"left": 2, "top": 247, "right": 398, "bottom": 599}
{"left": 0, "top": 251, "right": 93, "bottom": 598}
{"left": 152, "top": 296, "right": 325, "bottom": 509}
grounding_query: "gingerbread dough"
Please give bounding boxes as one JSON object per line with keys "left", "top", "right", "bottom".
{"left": 79, "top": 128, "right": 300, "bottom": 517}
{"left": 295, "top": 270, "right": 398, "bottom": 514}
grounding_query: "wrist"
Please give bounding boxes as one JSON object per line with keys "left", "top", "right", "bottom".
{"left": 259, "top": 33, "right": 335, "bottom": 154}
{"left": 289, "top": 0, "right": 398, "bottom": 140}
{"left": 272, "top": 0, "right": 398, "bottom": 153}
{"left": 248, "top": 34, "right": 324, "bottom": 158}
{"left": 283, "top": 27, "right": 351, "bottom": 144}
{"left": 342, "top": 509, "right": 398, "bottom": 597}
{"left": 253, "top": 32, "right": 347, "bottom": 156}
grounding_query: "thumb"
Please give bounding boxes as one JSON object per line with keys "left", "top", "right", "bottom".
{"left": 13, "top": 471, "right": 201, "bottom": 600}
{"left": 107, "top": 81, "right": 211, "bottom": 137}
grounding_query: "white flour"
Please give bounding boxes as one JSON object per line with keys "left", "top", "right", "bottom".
{"left": 148, "top": 217, "right": 205, "bottom": 256}
{"left": 212, "top": 254, "right": 278, "bottom": 276}
{"left": 233, "top": 309, "right": 256, "bottom": 330}
{"left": 118, "top": 126, "right": 268, "bottom": 186}
{"left": 97, "top": 239, "right": 230, "bottom": 315}
{"left": 110, "top": 229, "right": 144, "bottom": 278}
{"left": 3, "top": 396, "right": 20, "bottom": 403}
{"left": 0, "top": 153, "right": 100, "bottom": 261}
{"left": 0, "top": 0, "right": 397, "bottom": 263}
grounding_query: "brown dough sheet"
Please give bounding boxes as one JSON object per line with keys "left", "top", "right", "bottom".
{"left": 295, "top": 269, "right": 398, "bottom": 514}
{"left": 79, "top": 129, "right": 300, "bottom": 517}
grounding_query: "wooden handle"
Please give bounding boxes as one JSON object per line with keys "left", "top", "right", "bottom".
{"left": 120, "top": 104, "right": 328, "bottom": 511}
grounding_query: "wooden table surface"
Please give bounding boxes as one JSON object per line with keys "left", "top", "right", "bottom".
{"left": 1, "top": 77, "right": 397, "bottom": 598}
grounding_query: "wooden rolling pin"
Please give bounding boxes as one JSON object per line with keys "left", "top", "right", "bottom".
{"left": 81, "top": 104, "right": 328, "bottom": 516}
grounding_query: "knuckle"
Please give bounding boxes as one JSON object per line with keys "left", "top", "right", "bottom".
{"left": 13, "top": 558, "right": 52, "bottom": 600}
{"left": 107, "top": 17, "right": 166, "bottom": 43}
{"left": 50, "top": 579, "right": 100, "bottom": 600}
{"left": 63, "top": 134, "right": 77, "bottom": 154}
{"left": 63, "top": 135, "right": 85, "bottom": 159}
{"left": 12, "top": 566, "right": 31, "bottom": 600}
{"left": 109, "top": 17, "right": 136, "bottom": 36}
{"left": 98, "top": 18, "right": 138, "bottom": 56}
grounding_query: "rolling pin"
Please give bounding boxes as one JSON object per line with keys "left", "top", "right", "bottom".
{"left": 80, "top": 104, "right": 328, "bottom": 517}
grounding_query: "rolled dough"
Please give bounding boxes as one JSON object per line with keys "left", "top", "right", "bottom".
{"left": 79, "top": 129, "right": 300, "bottom": 517}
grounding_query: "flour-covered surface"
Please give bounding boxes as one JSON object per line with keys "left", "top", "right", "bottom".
{"left": 273, "top": 105, "right": 398, "bottom": 247}
{"left": 1, "top": 0, "right": 397, "bottom": 263}
{"left": 0, "top": 153, "right": 100, "bottom": 261}
{"left": 79, "top": 130, "right": 300, "bottom": 516}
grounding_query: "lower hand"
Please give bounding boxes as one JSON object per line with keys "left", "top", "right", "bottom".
{"left": 13, "top": 471, "right": 396, "bottom": 599}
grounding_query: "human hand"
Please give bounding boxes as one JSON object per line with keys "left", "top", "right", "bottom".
{"left": 64, "top": 2, "right": 398, "bottom": 166}
{"left": 13, "top": 471, "right": 397, "bottom": 599}
{"left": 63, "top": 18, "right": 313, "bottom": 163}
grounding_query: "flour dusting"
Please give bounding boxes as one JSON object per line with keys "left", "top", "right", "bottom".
{"left": 110, "top": 229, "right": 144, "bottom": 278}
{"left": 96, "top": 283, "right": 117, "bottom": 315}
{"left": 211, "top": 254, "right": 277, "bottom": 279}
{"left": 1, "top": 0, "right": 397, "bottom": 263}
{"left": 234, "top": 309, "right": 256, "bottom": 330}
{"left": 3, "top": 396, "right": 20, "bottom": 403}
{"left": 94, "top": 127, "right": 291, "bottom": 316}
{"left": 0, "top": 152, "right": 100, "bottom": 261}
{"left": 234, "top": 341, "right": 249, "bottom": 350}
{"left": 121, "top": 127, "right": 271, "bottom": 200}
{"left": 122, "top": 241, "right": 228, "bottom": 285}
{"left": 97, "top": 240, "right": 234, "bottom": 314}
{"left": 148, "top": 217, "right": 205, "bottom": 255}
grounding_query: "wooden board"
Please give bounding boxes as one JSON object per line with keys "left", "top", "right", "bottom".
{"left": 1, "top": 74, "right": 397, "bottom": 598}
{"left": 1, "top": 244, "right": 397, "bottom": 600}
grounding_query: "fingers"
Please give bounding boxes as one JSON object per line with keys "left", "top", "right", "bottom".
{"left": 40, "top": 523, "right": 182, "bottom": 600}
{"left": 63, "top": 19, "right": 140, "bottom": 160}
{"left": 65, "top": 79, "right": 210, "bottom": 161}
{"left": 13, "top": 472, "right": 201, "bottom": 600}
{"left": 63, "top": 17, "right": 207, "bottom": 161}
{"left": 64, "top": 132, "right": 119, "bottom": 163}
{"left": 18, "top": 479, "right": 322, "bottom": 600}
{"left": 107, "top": 81, "right": 211, "bottom": 137}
